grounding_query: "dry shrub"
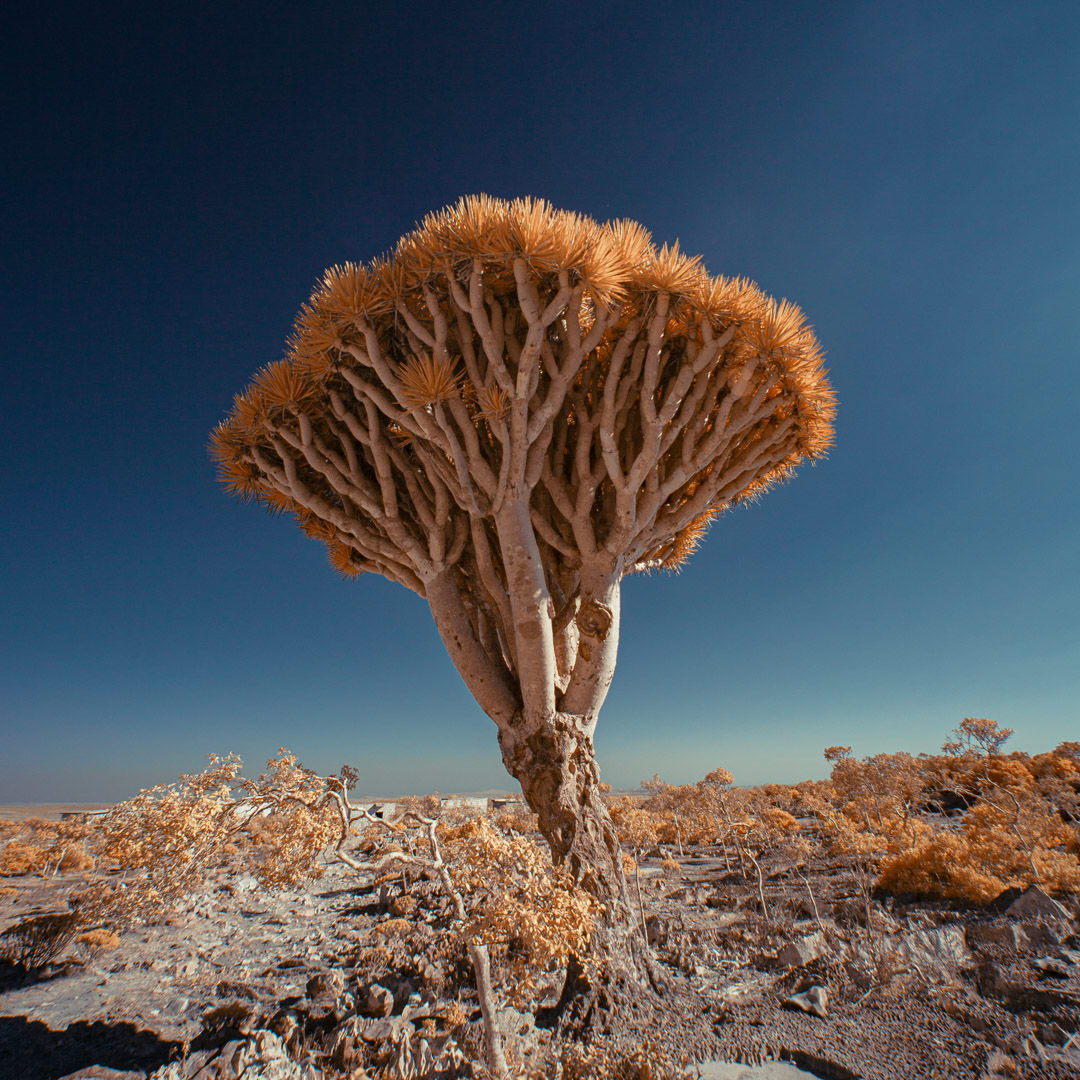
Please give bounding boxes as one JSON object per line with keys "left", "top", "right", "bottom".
{"left": 492, "top": 804, "right": 539, "bottom": 834}
{"left": 0, "top": 912, "right": 81, "bottom": 971}
{"left": 396, "top": 792, "right": 443, "bottom": 819}
{"left": 0, "top": 819, "right": 96, "bottom": 879}
{"left": 877, "top": 812, "right": 1080, "bottom": 905}
{"left": 873, "top": 721, "right": 1080, "bottom": 904}
{"left": 877, "top": 833, "right": 1005, "bottom": 905}
{"left": 0, "top": 839, "right": 46, "bottom": 876}
{"left": 75, "top": 928, "right": 120, "bottom": 961}
{"left": 58, "top": 843, "right": 94, "bottom": 872}
{"left": 609, "top": 799, "right": 662, "bottom": 854}
{"left": 374, "top": 917, "right": 413, "bottom": 938}
{"left": 440, "top": 1000, "right": 469, "bottom": 1028}
{"left": 84, "top": 749, "right": 348, "bottom": 927}
{"left": 235, "top": 748, "right": 347, "bottom": 888}
{"left": 0, "top": 886, "right": 19, "bottom": 901}
{"left": 759, "top": 807, "right": 799, "bottom": 833}
{"left": 88, "top": 753, "right": 248, "bottom": 924}
{"left": 435, "top": 817, "right": 595, "bottom": 1001}
{"left": 659, "top": 857, "right": 681, "bottom": 875}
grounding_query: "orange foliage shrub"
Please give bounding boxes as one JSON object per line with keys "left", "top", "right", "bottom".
{"left": 0, "top": 818, "right": 95, "bottom": 878}
{"left": 75, "top": 928, "right": 121, "bottom": 961}
{"left": 828, "top": 719, "right": 1080, "bottom": 905}
{"left": 0, "top": 839, "right": 46, "bottom": 877}
{"left": 491, "top": 804, "right": 539, "bottom": 835}
{"left": 434, "top": 816, "right": 594, "bottom": 1001}
{"left": 607, "top": 798, "right": 661, "bottom": 854}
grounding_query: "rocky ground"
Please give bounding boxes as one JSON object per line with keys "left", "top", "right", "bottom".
{"left": 1, "top": 839, "right": 1078, "bottom": 1080}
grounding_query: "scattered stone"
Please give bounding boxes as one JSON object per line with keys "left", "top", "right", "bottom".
{"left": 1033, "top": 956, "right": 1071, "bottom": 978}
{"left": 831, "top": 898, "right": 899, "bottom": 933}
{"left": 1037, "top": 1020, "right": 1070, "bottom": 1046}
{"left": 966, "top": 921, "right": 1029, "bottom": 950}
{"left": 215, "top": 979, "right": 260, "bottom": 1000}
{"left": 302, "top": 968, "right": 355, "bottom": 1020}
{"left": 1005, "top": 886, "right": 1072, "bottom": 925}
{"left": 420, "top": 959, "right": 445, "bottom": 988}
{"left": 202, "top": 1000, "right": 259, "bottom": 1038}
{"left": 305, "top": 969, "right": 347, "bottom": 999}
{"left": 149, "top": 1029, "right": 322, "bottom": 1079}
{"left": 978, "top": 958, "right": 1079, "bottom": 1011}
{"left": 57, "top": 1069, "right": 148, "bottom": 1080}
{"left": 770, "top": 931, "right": 827, "bottom": 969}
{"left": 782, "top": 984, "right": 829, "bottom": 1018}
{"left": 361, "top": 982, "right": 394, "bottom": 1017}
{"left": 644, "top": 914, "right": 666, "bottom": 946}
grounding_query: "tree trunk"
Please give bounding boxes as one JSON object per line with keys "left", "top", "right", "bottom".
{"left": 497, "top": 712, "right": 667, "bottom": 1035}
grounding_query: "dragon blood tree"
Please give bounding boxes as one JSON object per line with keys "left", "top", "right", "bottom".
{"left": 212, "top": 195, "right": 835, "bottom": 1028}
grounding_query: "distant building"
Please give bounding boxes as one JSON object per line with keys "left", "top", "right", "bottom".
{"left": 441, "top": 796, "right": 488, "bottom": 813}
{"left": 60, "top": 809, "right": 110, "bottom": 822}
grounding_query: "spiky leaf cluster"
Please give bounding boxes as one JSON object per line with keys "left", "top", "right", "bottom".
{"left": 213, "top": 196, "right": 833, "bottom": 600}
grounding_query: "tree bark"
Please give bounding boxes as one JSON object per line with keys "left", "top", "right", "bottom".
{"left": 497, "top": 712, "right": 666, "bottom": 1035}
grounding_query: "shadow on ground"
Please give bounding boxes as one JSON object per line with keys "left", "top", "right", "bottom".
{"left": 0, "top": 1015, "right": 180, "bottom": 1080}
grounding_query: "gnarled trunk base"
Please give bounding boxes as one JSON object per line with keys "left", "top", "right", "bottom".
{"left": 498, "top": 713, "right": 715, "bottom": 1055}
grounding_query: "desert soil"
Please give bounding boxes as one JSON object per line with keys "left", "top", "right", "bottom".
{"left": 1, "top": 836, "right": 1078, "bottom": 1079}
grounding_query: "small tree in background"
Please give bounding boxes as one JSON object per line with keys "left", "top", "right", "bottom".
{"left": 211, "top": 194, "right": 835, "bottom": 1028}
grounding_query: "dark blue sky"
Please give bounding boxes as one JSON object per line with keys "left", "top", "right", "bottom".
{"left": 3, "top": 1, "right": 1077, "bottom": 803}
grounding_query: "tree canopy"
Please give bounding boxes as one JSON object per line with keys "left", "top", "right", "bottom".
{"left": 211, "top": 194, "right": 835, "bottom": 733}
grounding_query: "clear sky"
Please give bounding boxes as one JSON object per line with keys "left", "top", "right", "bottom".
{"left": 3, "top": 1, "right": 1077, "bottom": 804}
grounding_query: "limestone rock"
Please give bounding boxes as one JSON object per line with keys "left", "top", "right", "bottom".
{"left": 148, "top": 1029, "right": 322, "bottom": 1079}
{"left": 718, "top": 971, "right": 775, "bottom": 1004}
{"left": 966, "top": 921, "right": 1029, "bottom": 950}
{"left": 1032, "top": 956, "right": 1071, "bottom": 978}
{"left": 847, "top": 924, "right": 971, "bottom": 983}
{"left": 1005, "top": 886, "right": 1072, "bottom": 925}
{"left": 696, "top": 1063, "right": 824, "bottom": 1079}
{"left": 771, "top": 931, "right": 827, "bottom": 969}
{"left": 897, "top": 925, "right": 973, "bottom": 972}
{"left": 57, "top": 1069, "right": 148, "bottom": 1080}
{"left": 360, "top": 982, "right": 394, "bottom": 1017}
{"left": 327, "top": 1016, "right": 368, "bottom": 1070}
{"left": 782, "top": 984, "right": 829, "bottom": 1018}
